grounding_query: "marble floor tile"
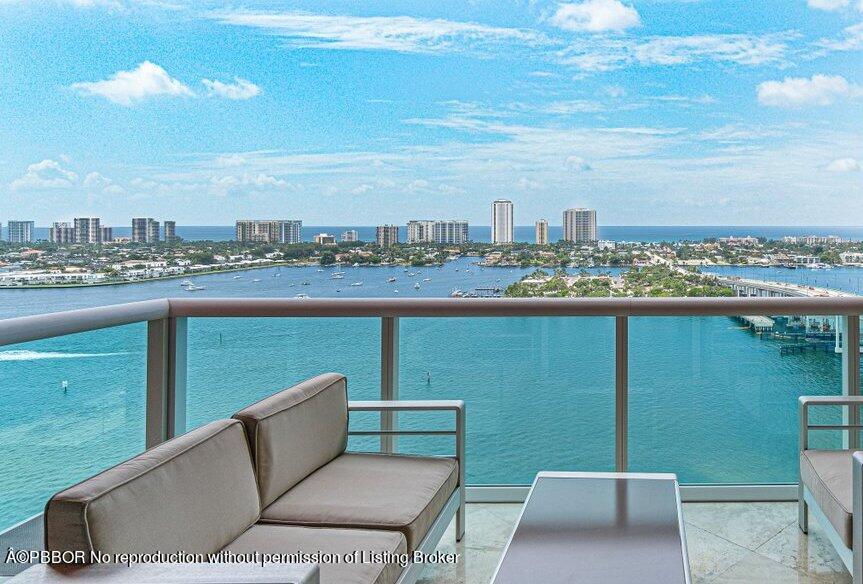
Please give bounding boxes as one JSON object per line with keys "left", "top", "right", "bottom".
{"left": 711, "top": 552, "right": 849, "bottom": 584}
{"left": 683, "top": 502, "right": 796, "bottom": 551}
{"left": 685, "top": 524, "right": 756, "bottom": 582}
{"left": 756, "top": 520, "right": 851, "bottom": 578}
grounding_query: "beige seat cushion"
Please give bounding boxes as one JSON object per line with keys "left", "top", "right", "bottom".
{"left": 260, "top": 452, "right": 458, "bottom": 551}
{"left": 224, "top": 524, "right": 406, "bottom": 584}
{"left": 45, "top": 419, "right": 260, "bottom": 557}
{"left": 233, "top": 373, "right": 348, "bottom": 507}
{"left": 801, "top": 449, "right": 855, "bottom": 547}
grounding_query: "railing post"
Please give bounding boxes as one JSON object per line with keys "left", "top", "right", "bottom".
{"left": 146, "top": 317, "right": 188, "bottom": 448}
{"left": 615, "top": 315, "right": 629, "bottom": 472}
{"left": 380, "top": 316, "right": 399, "bottom": 453}
{"left": 843, "top": 315, "right": 861, "bottom": 448}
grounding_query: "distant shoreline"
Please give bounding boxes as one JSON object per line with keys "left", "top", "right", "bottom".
{"left": 0, "top": 261, "right": 306, "bottom": 290}
{"left": 2, "top": 261, "right": 859, "bottom": 291}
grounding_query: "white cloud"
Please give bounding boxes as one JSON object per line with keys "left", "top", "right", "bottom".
{"left": 10, "top": 159, "right": 78, "bottom": 190}
{"left": 757, "top": 74, "right": 862, "bottom": 107}
{"left": 201, "top": 77, "right": 261, "bottom": 100}
{"left": 558, "top": 33, "right": 791, "bottom": 71}
{"left": 808, "top": 0, "right": 849, "bottom": 10}
{"left": 542, "top": 100, "right": 605, "bottom": 114}
{"left": 550, "top": 0, "right": 641, "bottom": 33}
{"left": 210, "top": 173, "right": 288, "bottom": 193}
{"left": 816, "top": 22, "right": 863, "bottom": 52}
{"left": 826, "top": 157, "right": 861, "bottom": 171}
{"left": 214, "top": 154, "right": 246, "bottom": 167}
{"left": 83, "top": 171, "right": 110, "bottom": 188}
{"left": 210, "top": 11, "right": 547, "bottom": 55}
{"left": 565, "top": 155, "right": 593, "bottom": 171}
{"left": 71, "top": 61, "right": 193, "bottom": 106}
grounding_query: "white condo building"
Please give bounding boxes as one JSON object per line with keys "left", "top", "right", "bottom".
{"left": 563, "top": 208, "right": 597, "bottom": 243}
{"left": 407, "top": 220, "right": 435, "bottom": 244}
{"left": 492, "top": 200, "right": 514, "bottom": 244}
{"left": 433, "top": 220, "right": 469, "bottom": 245}
{"left": 376, "top": 225, "right": 400, "bottom": 248}
{"left": 407, "top": 220, "right": 468, "bottom": 244}
{"left": 49, "top": 222, "right": 75, "bottom": 244}
{"left": 341, "top": 230, "right": 359, "bottom": 243}
{"left": 74, "top": 217, "right": 101, "bottom": 244}
{"left": 235, "top": 220, "right": 302, "bottom": 244}
{"left": 7, "top": 220, "right": 34, "bottom": 244}
{"left": 535, "top": 220, "right": 549, "bottom": 246}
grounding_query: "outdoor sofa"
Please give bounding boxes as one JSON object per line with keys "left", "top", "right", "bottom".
{"left": 13, "top": 373, "right": 465, "bottom": 584}
{"left": 798, "top": 395, "right": 863, "bottom": 583}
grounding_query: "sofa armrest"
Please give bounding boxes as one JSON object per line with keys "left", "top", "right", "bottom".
{"left": 347, "top": 401, "right": 464, "bottom": 458}
{"left": 348, "top": 399, "right": 464, "bottom": 412}
{"left": 347, "top": 399, "right": 466, "bottom": 516}
{"left": 799, "top": 395, "right": 863, "bottom": 450}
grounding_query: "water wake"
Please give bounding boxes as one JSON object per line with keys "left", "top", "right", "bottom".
{"left": 0, "top": 350, "right": 128, "bottom": 362}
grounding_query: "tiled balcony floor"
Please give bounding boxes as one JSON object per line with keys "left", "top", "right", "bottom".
{"left": 419, "top": 502, "right": 852, "bottom": 584}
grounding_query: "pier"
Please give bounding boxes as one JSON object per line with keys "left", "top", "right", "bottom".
{"left": 736, "top": 315, "right": 775, "bottom": 333}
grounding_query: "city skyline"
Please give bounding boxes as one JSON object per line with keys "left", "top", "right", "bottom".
{"left": 1, "top": 1, "right": 861, "bottom": 226}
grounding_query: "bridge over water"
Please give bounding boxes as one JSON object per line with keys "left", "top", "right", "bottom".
{"left": 709, "top": 274, "right": 857, "bottom": 353}
{"left": 712, "top": 275, "right": 856, "bottom": 299}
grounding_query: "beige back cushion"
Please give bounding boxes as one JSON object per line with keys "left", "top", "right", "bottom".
{"left": 45, "top": 419, "right": 260, "bottom": 557}
{"left": 233, "top": 373, "right": 348, "bottom": 507}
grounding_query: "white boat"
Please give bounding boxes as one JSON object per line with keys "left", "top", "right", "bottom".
{"left": 316, "top": 269, "right": 324, "bottom": 272}
{"left": 253, "top": 278, "right": 262, "bottom": 282}
{"left": 353, "top": 262, "right": 360, "bottom": 267}
{"left": 414, "top": 283, "right": 421, "bottom": 290}
{"left": 301, "top": 281, "right": 310, "bottom": 286}
{"left": 394, "top": 289, "right": 399, "bottom": 294}
{"left": 180, "top": 280, "right": 193, "bottom": 286}
{"left": 423, "top": 278, "right": 431, "bottom": 282}
{"left": 331, "top": 273, "right": 345, "bottom": 279}
{"left": 184, "top": 284, "right": 206, "bottom": 291}
{"left": 351, "top": 282, "right": 363, "bottom": 287}
{"left": 408, "top": 272, "right": 416, "bottom": 277}
{"left": 294, "top": 293, "right": 310, "bottom": 299}
{"left": 273, "top": 273, "right": 281, "bottom": 277}
{"left": 387, "top": 277, "right": 397, "bottom": 283}
{"left": 450, "top": 288, "right": 465, "bottom": 298}
{"left": 232, "top": 275, "right": 243, "bottom": 280}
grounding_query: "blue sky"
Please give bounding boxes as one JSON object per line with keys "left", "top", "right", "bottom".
{"left": 0, "top": 0, "right": 861, "bottom": 226}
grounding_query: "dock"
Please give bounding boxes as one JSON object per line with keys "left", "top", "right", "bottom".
{"left": 737, "top": 315, "right": 775, "bottom": 333}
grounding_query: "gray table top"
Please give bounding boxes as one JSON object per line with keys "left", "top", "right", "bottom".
{"left": 492, "top": 472, "right": 690, "bottom": 584}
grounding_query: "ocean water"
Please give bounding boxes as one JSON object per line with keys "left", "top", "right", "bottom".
{"left": 30, "top": 225, "right": 863, "bottom": 243}
{"left": 0, "top": 258, "right": 857, "bottom": 531}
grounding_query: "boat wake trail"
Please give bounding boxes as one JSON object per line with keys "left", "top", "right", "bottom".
{"left": 0, "top": 350, "right": 129, "bottom": 362}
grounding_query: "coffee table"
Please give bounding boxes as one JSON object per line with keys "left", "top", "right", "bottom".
{"left": 491, "top": 471, "right": 691, "bottom": 584}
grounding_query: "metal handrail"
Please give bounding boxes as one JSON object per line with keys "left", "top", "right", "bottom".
{"left": 2, "top": 296, "right": 863, "bottom": 347}
{"left": 168, "top": 296, "right": 863, "bottom": 318}
{"left": 0, "top": 299, "right": 169, "bottom": 347}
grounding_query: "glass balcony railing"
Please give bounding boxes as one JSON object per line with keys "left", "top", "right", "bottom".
{"left": 0, "top": 324, "right": 147, "bottom": 532}
{"left": 399, "top": 317, "right": 615, "bottom": 484}
{"left": 0, "top": 297, "right": 861, "bottom": 541}
{"left": 185, "top": 317, "right": 381, "bottom": 428}
{"left": 629, "top": 315, "right": 845, "bottom": 483}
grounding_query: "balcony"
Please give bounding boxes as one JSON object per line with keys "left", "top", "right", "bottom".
{"left": 1, "top": 296, "right": 861, "bottom": 582}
